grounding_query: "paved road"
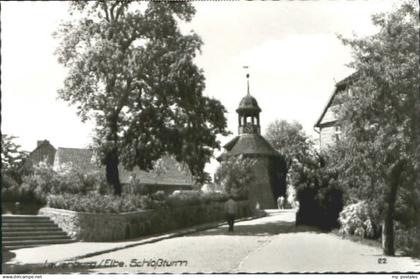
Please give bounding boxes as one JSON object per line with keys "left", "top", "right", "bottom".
{"left": 80, "top": 210, "right": 420, "bottom": 273}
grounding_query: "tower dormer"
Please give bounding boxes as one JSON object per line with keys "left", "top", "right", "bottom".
{"left": 236, "top": 73, "right": 261, "bottom": 135}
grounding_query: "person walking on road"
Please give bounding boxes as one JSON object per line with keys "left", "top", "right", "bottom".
{"left": 224, "top": 195, "right": 238, "bottom": 232}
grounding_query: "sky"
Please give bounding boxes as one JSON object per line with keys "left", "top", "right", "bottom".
{"left": 1, "top": 0, "right": 397, "bottom": 175}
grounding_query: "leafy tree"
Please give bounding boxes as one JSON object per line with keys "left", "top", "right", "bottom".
{"left": 1, "top": 134, "right": 28, "bottom": 185}
{"left": 20, "top": 160, "right": 111, "bottom": 204}
{"left": 265, "top": 120, "right": 313, "bottom": 199}
{"left": 265, "top": 120, "right": 312, "bottom": 173}
{"left": 214, "top": 156, "right": 256, "bottom": 200}
{"left": 335, "top": 0, "right": 420, "bottom": 256}
{"left": 54, "top": 1, "right": 228, "bottom": 195}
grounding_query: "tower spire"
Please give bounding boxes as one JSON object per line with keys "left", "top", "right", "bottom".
{"left": 243, "top": 66, "right": 250, "bottom": 96}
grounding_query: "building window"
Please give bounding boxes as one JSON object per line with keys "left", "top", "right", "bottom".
{"left": 347, "top": 87, "right": 353, "bottom": 97}
{"left": 334, "top": 125, "right": 342, "bottom": 142}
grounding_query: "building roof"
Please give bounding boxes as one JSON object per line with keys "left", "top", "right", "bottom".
{"left": 236, "top": 95, "right": 261, "bottom": 114}
{"left": 218, "top": 134, "right": 279, "bottom": 160}
{"left": 119, "top": 163, "right": 193, "bottom": 186}
{"left": 26, "top": 140, "right": 56, "bottom": 166}
{"left": 55, "top": 147, "right": 97, "bottom": 172}
{"left": 314, "top": 72, "right": 358, "bottom": 128}
{"left": 54, "top": 147, "right": 193, "bottom": 186}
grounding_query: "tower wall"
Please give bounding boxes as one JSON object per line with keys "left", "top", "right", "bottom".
{"left": 246, "top": 156, "right": 277, "bottom": 210}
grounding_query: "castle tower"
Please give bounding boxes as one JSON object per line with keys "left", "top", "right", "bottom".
{"left": 218, "top": 73, "right": 286, "bottom": 210}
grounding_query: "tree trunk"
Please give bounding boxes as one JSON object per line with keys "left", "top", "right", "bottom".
{"left": 105, "top": 148, "right": 122, "bottom": 196}
{"left": 382, "top": 211, "right": 395, "bottom": 256}
{"left": 382, "top": 160, "right": 405, "bottom": 256}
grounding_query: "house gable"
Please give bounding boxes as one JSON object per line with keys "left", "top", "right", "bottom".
{"left": 314, "top": 72, "right": 358, "bottom": 128}
{"left": 24, "top": 140, "right": 56, "bottom": 169}
{"left": 315, "top": 72, "right": 358, "bottom": 150}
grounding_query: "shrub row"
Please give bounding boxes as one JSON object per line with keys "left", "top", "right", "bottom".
{"left": 46, "top": 190, "right": 231, "bottom": 213}
{"left": 47, "top": 193, "right": 161, "bottom": 213}
{"left": 166, "top": 191, "right": 229, "bottom": 207}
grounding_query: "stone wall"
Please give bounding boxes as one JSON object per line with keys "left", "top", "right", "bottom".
{"left": 39, "top": 200, "right": 250, "bottom": 242}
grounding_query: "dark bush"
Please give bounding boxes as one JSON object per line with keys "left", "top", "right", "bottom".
{"left": 292, "top": 152, "right": 343, "bottom": 230}
{"left": 395, "top": 223, "right": 420, "bottom": 258}
{"left": 1, "top": 201, "right": 44, "bottom": 215}
{"left": 1, "top": 173, "right": 22, "bottom": 202}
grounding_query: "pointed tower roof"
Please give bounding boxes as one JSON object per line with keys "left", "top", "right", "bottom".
{"left": 220, "top": 134, "right": 279, "bottom": 158}
{"left": 236, "top": 73, "right": 261, "bottom": 113}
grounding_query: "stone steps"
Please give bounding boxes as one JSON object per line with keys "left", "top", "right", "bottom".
{"left": 2, "top": 226, "right": 63, "bottom": 232}
{"left": 2, "top": 215, "right": 75, "bottom": 250}
{"left": 2, "top": 218, "right": 51, "bottom": 223}
{"left": 4, "top": 239, "right": 76, "bottom": 250}
{"left": 2, "top": 230, "right": 68, "bottom": 237}
{"left": 2, "top": 214, "right": 50, "bottom": 219}
{"left": 2, "top": 222, "right": 59, "bottom": 227}
{"left": 3, "top": 233, "right": 70, "bottom": 241}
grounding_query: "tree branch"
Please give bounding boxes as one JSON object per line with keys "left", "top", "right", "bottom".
{"left": 101, "top": 1, "right": 110, "bottom": 22}
{"left": 110, "top": 1, "right": 119, "bottom": 22}
{"left": 115, "top": 1, "right": 129, "bottom": 22}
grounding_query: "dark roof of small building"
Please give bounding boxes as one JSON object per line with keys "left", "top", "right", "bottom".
{"left": 119, "top": 164, "right": 193, "bottom": 186}
{"left": 236, "top": 95, "right": 261, "bottom": 113}
{"left": 55, "top": 147, "right": 97, "bottom": 172}
{"left": 314, "top": 72, "right": 358, "bottom": 128}
{"left": 32, "top": 140, "right": 55, "bottom": 151}
{"left": 218, "top": 134, "right": 279, "bottom": 160}
{"left": 54, "top": 147, "right": 193, "bottom": 186}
